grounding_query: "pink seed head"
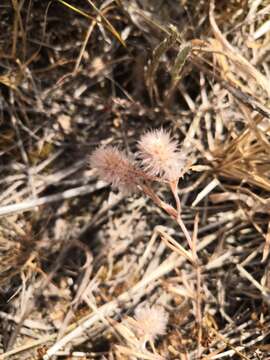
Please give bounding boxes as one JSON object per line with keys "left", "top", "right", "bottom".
{"left": 134, "top": 304, "right": 168, "bottom": 342}
{"left": 89, "top": 146, "right": 138, "bottom": 194}
{"left": 137, "top": 128, "right": 186, "bottom": 181}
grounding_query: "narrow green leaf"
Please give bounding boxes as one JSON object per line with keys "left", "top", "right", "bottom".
{"left": 147, "top": 28, "right": 178, "bottom": 100}
{"left": 171, "top": 42, "right": 192, "bottom": 87}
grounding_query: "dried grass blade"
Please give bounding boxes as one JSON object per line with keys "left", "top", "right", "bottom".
{"left": 57, "top": 0, "right": 95, "bottom": 20}
{"left": 115, "top": 345, "right": 164, "bottom": 360}
{"left": 209, "top": 0, "right": 270, "bottom": 97}
{"left": 192, "top": 178, "right": 220, "bottom": 207}
{"left": 57, "top": 0, "right": 126, "bottom": 47}
{"left": 262, "top": 221, "right": 270, "bottom": 262}
{"left": 237, "top": 264, "right": 269, "bottom": 296}
{"left": 86, "top": 0, "right": 126, "bottom": 47}
{"left": 157, "top": 226, "right": 194, "bottom": 265}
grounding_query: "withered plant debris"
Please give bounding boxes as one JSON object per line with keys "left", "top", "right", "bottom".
{"left": 0, "top": 0, "right": 270, "bottom": 359}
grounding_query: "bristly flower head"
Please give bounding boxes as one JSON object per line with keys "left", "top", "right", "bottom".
{"left": 133, "top": 304, "right": 168, "bottom": 342}
{"left": 137, "top": 128, "right": 186, "bottom": 181}
{"left": 89, "top": 146, "right": 138, "bottom": 194}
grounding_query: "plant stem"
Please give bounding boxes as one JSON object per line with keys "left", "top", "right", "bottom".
{"left": 140, "top": 183, "right": 177, "bottom": 219}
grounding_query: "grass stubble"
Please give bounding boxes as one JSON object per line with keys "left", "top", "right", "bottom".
{"left": 0, "top": 0, "right": 270, "bottom": 359}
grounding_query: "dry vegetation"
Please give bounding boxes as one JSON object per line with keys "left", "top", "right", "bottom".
{"left": 1, "top": 0, "right": 270, "bottom": 359}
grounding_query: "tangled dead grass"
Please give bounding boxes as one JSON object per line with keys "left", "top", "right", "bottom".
{"left": 0, "top": 0, "right": 270, "bottom": 359}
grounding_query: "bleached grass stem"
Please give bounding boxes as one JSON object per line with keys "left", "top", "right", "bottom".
{"left": 0, "top": 235, "right": 217, "bottom": 360}
{"left": 0, "top": 184, "right": 98, "bottom": 217}
{"left": 43, "top": 252, "right": 180, "bottom": 359}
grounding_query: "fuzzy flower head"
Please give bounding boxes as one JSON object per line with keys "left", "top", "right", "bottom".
{"left": 133, "top": 304, "right": 168, "bottom": 343}
{"left": 137, "top": 128, "right": 186, "bottom": 181}
{"left": 89, "top": 146, "right": 138, "bottom": 194}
